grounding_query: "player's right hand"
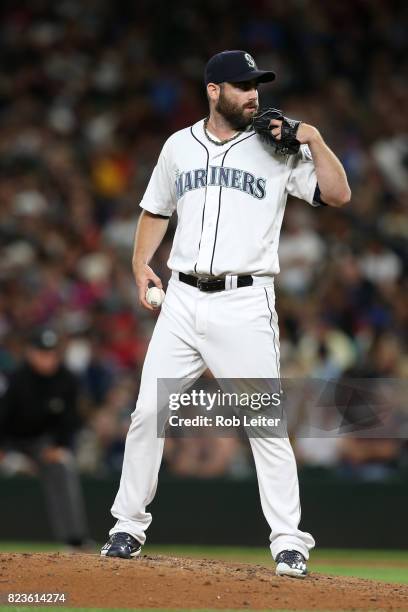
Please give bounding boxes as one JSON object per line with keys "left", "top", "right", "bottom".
{"left": 135, "top": 262, "right": 163, "bottom": 311}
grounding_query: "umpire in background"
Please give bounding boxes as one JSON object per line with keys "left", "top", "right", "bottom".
{"left": 0, "top": 328, "right": 90, "bottom": 549}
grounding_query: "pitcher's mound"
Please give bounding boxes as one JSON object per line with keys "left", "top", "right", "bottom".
{"left": 1, "top": 552, "right": 407, "bottom": 609}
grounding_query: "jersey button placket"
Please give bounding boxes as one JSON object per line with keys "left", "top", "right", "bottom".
{"left": 195, "top": 151, "right": 220, "bottom": 274}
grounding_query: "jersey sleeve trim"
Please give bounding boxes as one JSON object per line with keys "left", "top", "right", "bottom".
{"left": 139, "top": 201, "right": 172, "bottom": 216}
{"left": 140, "top": 209, "right": 171, "bottom": 219}
{"left": 312, "top": 184, "right": 328, "bottom": 207}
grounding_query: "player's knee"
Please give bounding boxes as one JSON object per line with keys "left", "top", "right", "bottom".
{"left": 132, "top": 394, "right": 158, "bottom": 419}
{"left": 130, "top": 397, "right": 169, "bottom": 433}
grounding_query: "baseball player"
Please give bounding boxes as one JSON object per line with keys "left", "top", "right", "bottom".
{"left": 101, "top": 50, "right": 351, "bottom": 577}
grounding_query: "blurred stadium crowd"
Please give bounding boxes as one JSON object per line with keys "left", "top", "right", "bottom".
{"left": 0, "top": 0, "right": 406, "bottom": 480}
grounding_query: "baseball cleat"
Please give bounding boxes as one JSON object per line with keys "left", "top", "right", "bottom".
{"left": 100, "top": 532, "right": 142, "bottom": 559}
{"left": 275, "top": 549, "right": 307, "bottom": 578}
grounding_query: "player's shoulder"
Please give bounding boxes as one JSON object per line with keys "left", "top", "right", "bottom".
{"left": 285, "top": 143, "right": 314, "bottom": 169}
{"left": 165, "top": 120, "right": 203, "bottom": 148}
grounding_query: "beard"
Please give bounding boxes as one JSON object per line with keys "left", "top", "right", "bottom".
{"left": 215, "top": 89, "right": 258, "bottom": 131}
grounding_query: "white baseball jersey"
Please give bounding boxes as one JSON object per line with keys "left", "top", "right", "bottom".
{"left": 140, "top": 118, "right": 320, "bottom": 277}
{"left": 108, "top": 116, "right": 317, "bottom": 561}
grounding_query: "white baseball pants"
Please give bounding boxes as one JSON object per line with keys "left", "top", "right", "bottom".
{"left": 109, "top": 274, "right": 315, "bottom": 559}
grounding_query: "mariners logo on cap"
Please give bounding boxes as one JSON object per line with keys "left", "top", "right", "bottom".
{"left": 245, "top": 53, "right": 256, "bottom": 68}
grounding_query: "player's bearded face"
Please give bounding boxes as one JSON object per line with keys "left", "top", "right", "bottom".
{"left": 215, "top": 83, "right": 259, "bottom": 130}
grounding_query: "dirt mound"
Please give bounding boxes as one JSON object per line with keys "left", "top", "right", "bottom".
{"left": 0, "top": 552, "right": 407, "bottom": 609}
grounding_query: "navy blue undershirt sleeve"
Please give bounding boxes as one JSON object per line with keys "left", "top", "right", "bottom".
{"left": 145, "top": 212, "right": 171, "bottom": 219}
{"left": 313, "top": 184, "right": 328, "bottom": 207}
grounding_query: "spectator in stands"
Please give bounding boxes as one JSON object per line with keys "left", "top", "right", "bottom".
{"left": 0, "top": 0, "right": 406, "bottom": 477}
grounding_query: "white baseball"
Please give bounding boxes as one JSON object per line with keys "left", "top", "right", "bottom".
{"left": 146, "top": 287, "right": 165, "bottom": 308}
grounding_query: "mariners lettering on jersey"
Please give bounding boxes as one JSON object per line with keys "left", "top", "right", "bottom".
{"left": 175, "top": 166, "right": 266, "bottom": 201}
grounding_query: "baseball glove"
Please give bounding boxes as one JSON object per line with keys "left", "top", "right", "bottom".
{"left": 253, "top": 108, "right": 301, "bottom": 156}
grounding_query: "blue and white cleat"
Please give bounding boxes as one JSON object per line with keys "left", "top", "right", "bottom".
{"left": 100, "top": 532, "right": 142, "bottom": 559}
{"left": 275, "top": 549, "right": 307, "bottom": 578}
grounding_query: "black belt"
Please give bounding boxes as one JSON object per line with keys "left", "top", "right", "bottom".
{"left": 178, "top": 272, "right": 253, "bottom": 292}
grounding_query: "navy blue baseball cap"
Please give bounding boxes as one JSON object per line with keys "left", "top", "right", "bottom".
{"left": 28, "top": 328, "right": 59, "bottom": 350}
{"left": 204, "top": 50, "right": 276, "bottom": 86}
